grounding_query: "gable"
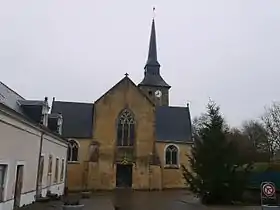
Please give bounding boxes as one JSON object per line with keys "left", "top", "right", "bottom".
{"left": 92, "top": 76, "right": 156, "bottom": 158}
{"left": 94, "top": 76, "right": 154, "bottom": 106}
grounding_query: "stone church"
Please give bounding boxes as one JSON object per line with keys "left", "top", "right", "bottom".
{"left": 51, "top": 18, "right": 193, "bottom": 190}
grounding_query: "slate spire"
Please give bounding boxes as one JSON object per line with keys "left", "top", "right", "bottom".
{"left": 145, "top": 18, "right": 160, "bottom": 68}
{"left": 139, "top": 15, "right": 170, "bottom": 88}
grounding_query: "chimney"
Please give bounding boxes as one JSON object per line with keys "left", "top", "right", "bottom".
{"left": 52, "top": 97, "right": 55, "bottom": 107}
{"left": 42, "top": 97, "right": 50, "bottom": 126}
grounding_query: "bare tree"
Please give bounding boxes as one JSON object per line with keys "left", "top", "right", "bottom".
{"left": 242, "top": 120, "right": 269, "bottom": 154}
{"left": 227, "top": 128, "right": 256, "bottom": 163}
{"left": 192, "top": 115, "right": 207, "bottom": 138}
{"left": 261, "top": 102, "right": 280, "bottom": 158}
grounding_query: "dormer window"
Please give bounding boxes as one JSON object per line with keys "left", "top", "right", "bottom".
{"left": 18, "top": 99, "right": 50, "bottom": 124}
{"left": 47, "top": 113, "right": 63, "bottom": 134}
{"left": 57, "top": 115, "right": 63, "bottom": 135}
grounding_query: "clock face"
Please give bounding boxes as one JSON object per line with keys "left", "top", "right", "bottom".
{"left": 155, "top": 90, "right": 162, "bottom": 98}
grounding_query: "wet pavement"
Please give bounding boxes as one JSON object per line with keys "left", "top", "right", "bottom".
{"left": 21, "top": 190, "right": 262, "bottom": 210}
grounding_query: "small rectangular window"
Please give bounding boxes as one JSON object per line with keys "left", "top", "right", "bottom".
{"left": 60, "top": 159, "right": 65, "bottom": 182}
{"left": 38, "top": 156, "right": 44, "bottom": 185}
{"left": 48, "top": 155, "right": 53, "bottom": 174}
{"left": 54, "top": 158, "right": 59, "bottom": 183}
{"left": 0, "top": 165, "right": 7, "bottom": 202}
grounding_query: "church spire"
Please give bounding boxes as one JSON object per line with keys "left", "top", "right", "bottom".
{"left": 145, "top": 18, "right": 160, "bottom": 68}
{"left": 139, "top": 10, "right": 170, "bottom": 89}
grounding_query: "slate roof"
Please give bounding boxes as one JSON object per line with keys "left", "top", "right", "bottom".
{"left": 156, "top": 106, "right": 192, "bottom": 143}
{"left": 145, "top": 19, "right": 160, "bottom": 67}
{"left": 0, "top": 82, "right": 47, "bottom": 114}
{"left": 51, "top": 101, "right": 94, "bottom": 138}
{"left": 139, "top": 18, "right": 170, "bottom": 88}
{"left": 0, "top": 102, "right": 67, "bottom": 143}
{"left": 139, "top": 73, "right": 170, "bottom": 88}
{"left": 18, "top": 100, "right": 45, "bottom": 106}
{"left": 0, "top": 81, "right": 25, "bottom": 114}
{"left": 0, "top": 82, "right": 66, "bottom": 143}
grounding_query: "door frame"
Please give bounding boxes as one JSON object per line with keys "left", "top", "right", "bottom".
{"left": 13, "top": 163, "right": 24, "bottom": 209}
{"left": 116, "top": 163, "right": 133, "bottom": 188}
{"left": 0, "top": 163, "right": 8, "bottom": 202}
{"left": 37, "top": 155, "right": 44, "bottom": 197}
{"left": 47, "top": 155, "right": 53, "bottom": 193}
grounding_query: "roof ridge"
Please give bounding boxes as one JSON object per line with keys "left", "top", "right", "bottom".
{"left": 158, "top": 105, "right": 188, "bottom": 109}
{"left": 0, "top": 81, "right": 25, "bottom": 100}
{"left": 18, "top": 99, "right": 43, "bottom": 102}
{"left": 54, "top": 100, "right": 93, "bottom": 105}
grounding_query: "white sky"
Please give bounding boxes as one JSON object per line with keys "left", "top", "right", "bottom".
{"left": 1, "top": 0, "right": 280, "bottom": 127}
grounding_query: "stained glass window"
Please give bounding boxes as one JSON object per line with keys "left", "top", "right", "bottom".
{"left": 117, "top": 109, "right": 135, "bottom": 146}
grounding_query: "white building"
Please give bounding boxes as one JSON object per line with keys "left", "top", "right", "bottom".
{"left": 0, "top": 82, "right": 68, "bottom": 210}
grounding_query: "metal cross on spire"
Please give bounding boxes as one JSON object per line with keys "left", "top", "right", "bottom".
{"left": 153, "top": 6, "right": 156, "bottom": 19}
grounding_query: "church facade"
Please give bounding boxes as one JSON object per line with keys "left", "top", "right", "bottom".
{"left": 51, "top": 18, "right": 193, "bottom": 191}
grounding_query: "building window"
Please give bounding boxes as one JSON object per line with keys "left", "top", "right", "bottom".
{"left": 165, "top": 145, "right": 179, "bottom": 166}
{"left": 54, "top": 158, "right": 59, "bottom": 183}
{"left": 117, "top": 109, "right": 135, "bottom": 146}
{"left": 68, "top": 139, "right": 79, "bottom": 162}
{"left": 60, "top": 159, "right": 65, "bottom": 182}
{"left": 0, "top": 165, "right": 7, "bottom": 202}
{"left": 38, "top": 155, "right": 44, "bottom": 187}
{"left": 48, "top": 155, "right": 53, "bottom": 175}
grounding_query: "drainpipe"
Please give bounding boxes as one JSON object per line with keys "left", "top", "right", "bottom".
{"left": 35, "top": 131, "right": 44, "bottom": 199}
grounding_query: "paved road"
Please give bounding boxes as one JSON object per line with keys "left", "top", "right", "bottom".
{"left": 23, "top": 190, "right": 261, "bottom": 210}
{"left": 110, "top": 190, "right": 261, "bottom": 210}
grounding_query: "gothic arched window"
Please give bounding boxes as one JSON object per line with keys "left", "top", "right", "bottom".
{"left": 68, "top": 139, "right": 79, "bottom": 162}
{"left": 165, "top": 144, "right": 179, "bottom": 165}
{"left": 117, "top": 109, "right": 135, "bottom": 146}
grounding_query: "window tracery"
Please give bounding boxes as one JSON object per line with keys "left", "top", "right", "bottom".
{"left": 117, "top": 109, "right": 135, "bottom": 146}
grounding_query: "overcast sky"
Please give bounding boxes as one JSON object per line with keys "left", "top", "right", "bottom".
{"left": 0, "top": 0, "right": 280, "bottom": 127}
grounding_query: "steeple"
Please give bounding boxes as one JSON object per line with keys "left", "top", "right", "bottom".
{"left": 139, "top": 15, "right": 170, "bottom": 88}
{"left": 145, "top": 18, "right": 160, "bottom": 68}
{"left": 138, "top": 10, "right": 171, "bottom": 106}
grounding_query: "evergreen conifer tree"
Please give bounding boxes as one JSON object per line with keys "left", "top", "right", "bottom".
{"left": 182, "top": 100, "right": 251, "bottom": 204}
